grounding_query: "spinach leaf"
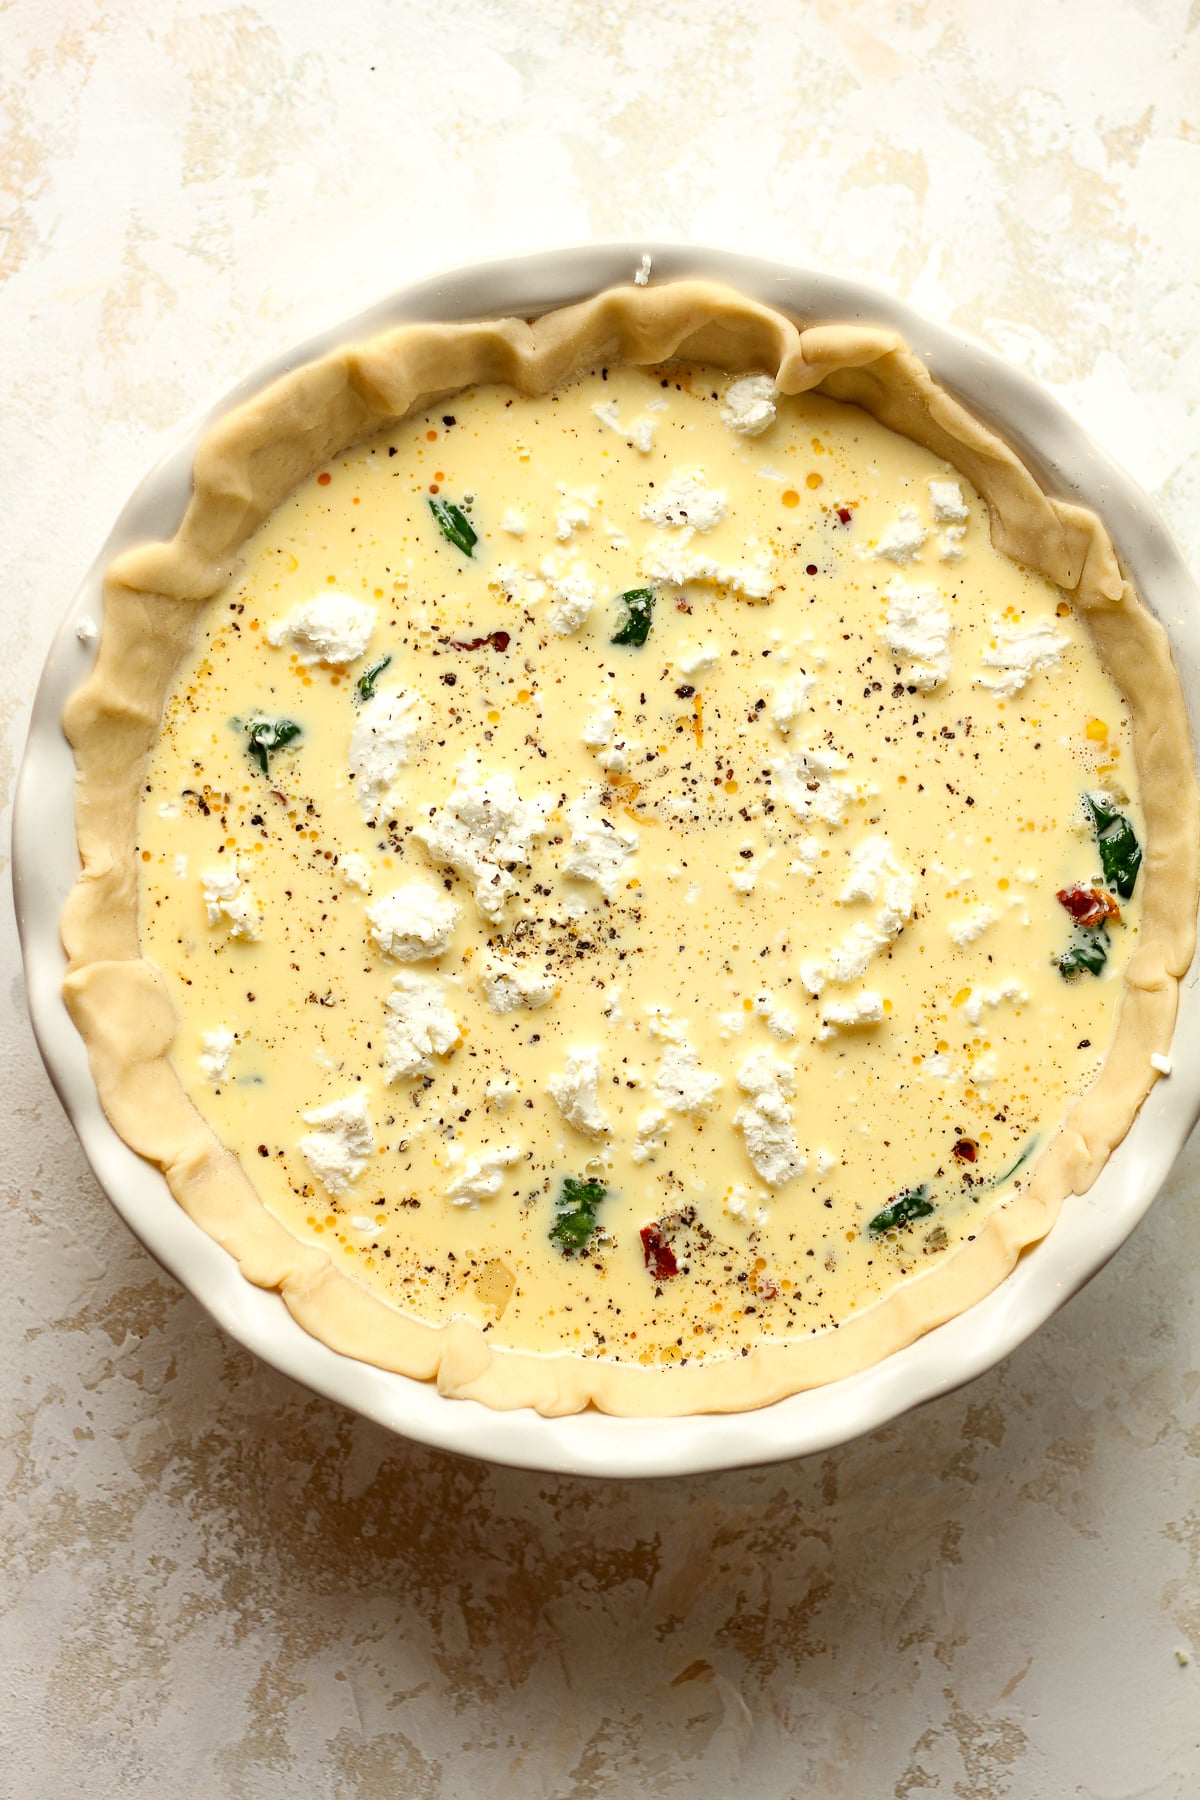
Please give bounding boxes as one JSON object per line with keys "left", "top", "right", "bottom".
{"left": 246, "top": 717, "right": 301, "bottom": 776}
{"left": 1084, "top": 791, "right": 1142, "bottom": 899}
{"left": 989, "top": 1136, "right": 1039, "bottom": 1190}
{"left": 1057, "top": 927, "right": 1108, "bottom": 980}
{"left": 429, "top": 497, "right": 477, "bottom": 558}
{"left": 356, "top": 654, "right": 392, "bottom": 704}
{"left": 611, "top": 587, "right": 655, "bottom": 647}
{"left": 867, "top": 1184, "right": 934, "bottom": 1236}
{"left": 550, "top": 1175, "right": 607, "bottom": 1254}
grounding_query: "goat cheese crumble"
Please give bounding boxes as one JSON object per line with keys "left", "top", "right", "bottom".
{"left": 414, "top": 767, "right": 554, "bottom": 921}
{"left": 266, "top": 594, "right": 376, "bottom": 666}
{"left": 721, "top": 374, "right": 777, "bottom": 437}
{"left": 734, "top": 1050, "right": 806, "bottom": 1187}
{"left": 977, "top": 617, "right": 1070, "bottom": 697}
{"left": 445, "top": 1143, "right": 524, "bottom": 1207}
{"left": 201, "top": 866, "right": 262, "bottom": 940}
{"left": 880, "top": 581, "right": 953, "bottom": 691}
{"left": 366, "top": 882, "right": 459, "bottom": 960}
{"left": 641, "top": 471, "right": 728, "bottom": 532}
{"left": 548, "top": 1048, "right": 610, "bottom": 1135}
{"left": 383, "top": 973, "right": 460, "bottom": 1081}
{"left": 297, "top": 1092, "right": 375, "bottom": 1194}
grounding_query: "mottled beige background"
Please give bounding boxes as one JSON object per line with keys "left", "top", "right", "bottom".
{"left": 4, "top": 2, "right": 1200, "bottom": 1795}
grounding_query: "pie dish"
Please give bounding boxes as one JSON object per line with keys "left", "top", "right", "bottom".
{"left": 16, "top": 245, "right": 1200, "bottom": 1475}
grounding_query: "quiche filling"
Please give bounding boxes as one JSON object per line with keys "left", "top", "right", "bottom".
{"left": 134, "top": 361, "right": 1145, "bottom": 1367}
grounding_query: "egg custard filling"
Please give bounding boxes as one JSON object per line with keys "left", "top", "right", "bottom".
{"left": 63, "top": 284, "right": 1197, "bottom": 1414}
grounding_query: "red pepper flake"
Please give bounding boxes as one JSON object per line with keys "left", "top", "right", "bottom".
{"left": 640, "top": 1222, "right": 678, "bottom": 1281}
{"left": 447, "top": 630, "right": 511, "bottom": 653}
{"left": 952, "top": 1138, "right": 978, "bottom": 1162}
{"left": 836, "top": 506, "right": 853, "bottom": 525}
{"left": 1057, "top": 884, "right": 1120, "bottom": 927}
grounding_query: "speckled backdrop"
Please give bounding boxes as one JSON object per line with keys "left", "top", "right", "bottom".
{"left": 4, "top": 3, "right": 1200, "bottom": 1795}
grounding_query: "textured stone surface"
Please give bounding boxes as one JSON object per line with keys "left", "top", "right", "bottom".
{"left": 3, "top": 2, "right": 1199, "bottom": 1793}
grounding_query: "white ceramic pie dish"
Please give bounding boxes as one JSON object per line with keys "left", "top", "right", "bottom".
{"left": 15, "top": 243, "right": 1200, "bottom": 1477}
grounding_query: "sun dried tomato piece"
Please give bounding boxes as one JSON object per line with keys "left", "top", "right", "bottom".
{"left": 1057, "top": 884, "right": 1120, "bottom": 927}
{"left": 446, "top": 630, "right": 511, "bottom": 652}
{"left": 952, "top": 1138, "right": 978, "bottom": 1162}
{"left": 639, "top": 1222, "right": 678, "bottom": 1281}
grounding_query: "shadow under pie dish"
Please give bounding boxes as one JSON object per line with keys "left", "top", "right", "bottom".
{"left": 19, "top": 248, "right": 1200, "bottom": 1471}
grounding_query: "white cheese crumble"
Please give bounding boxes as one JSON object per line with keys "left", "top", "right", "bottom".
{"left": 676, "top": 640, "right": 722, "bottom": 676}
{"left": 721, "top": 374, "right": 777, "bottom": 437}
{"left": 548, "top": 1048, "right": 610, "bottom": 1135}
{"left": 349, "top": 686, "right": 422, "bottom": 817}
{"left": 580, "top": 703, "right": 618, "bottom": 749}
{"left": 562, "top": 787, "right": 639, "bottom": 898}
{"left": 948, "top": 905, "right": 998, "bottom": 945}
{"left": 366, "top": 882, "right": 459, "bottom": 960}
{"left": 820, "top": 991, "right": 884, "bottom": 1038}
{"left": 297, "top": 1092, "right": 375, "bottom": 1194}
{"left": 266, "top": 594, "right": 376, "bottom": 666}
{"left": 479, "top": 954, "right": 554, "bottom": 1014}
{"left": 640, "top": 471, "right": 728, "bottom": 533}
{"left": 173, "top": 854, "right": 189, "bottom": 880}
{"left": 544, "top": 562, "right": 596, "bottom": 634}
{"left": 555, "top": 488, "right": 596, "bottom": 541}
{"left": 880, "top": 580, "right": 953, "bottom": 691}
{"left": 500, "top": 508, "right": 528, "bottom": 536}
{"left": 631, "top": 1109, "right": 670, "bottom": 1163}
{"left": 805, "top": 842, "right": 915, "bottom": 990}
{"left": 592, "top": 399, "right": 657, "bottom": 454}
{"left": 199, "top": 1028, "right": 235, "bottom": 1083}
{"left": 754, "top": 993, "right": 798, "bottom": 1040}
{"left": 497, "top": 564, "right": 548, "bottom": 608}
{"left": 790, "top": 835, "right": 822, "bottom": 878}
{"left": 76, "top": 617, "right": 98, "bottom": 644}
{"left": 841, "top": 835, "right": 906, "bottom": 906}
{"left": 977, "top": 617, "right": 1070, "bottom": 697}
{"left": 1151, "top": 1053, "right": 1173, "bottom": 1075}
{"left": 938, "top": 525, "right": 967, "bottom": 564}
{"left": 771, "top": 745, "right": 852, "bottom": 826}
{"left": 724, "top": 1182, "right": 769, "bottom": 1228}
{"left": 383, "top": 973, "right": 460, "bottom": 1080}
{"left": 200, "top": 866, "right": 262, "bottom": 940}
{"left": 595, "top": 740, "right": 631, "bottom": 776}
{"left": 414, "top": 766, "right": 554, "bottom": 922}
{"left": 633, "top": 253, "right": 652, "bottom": 286}
{"left": 825, "top": 921, "right": 888, "bottom": 984}
{"left": 640, "top": 533, "right": 775, "bottom": 600}
{"left": 928, "top": 479, "right": 969, "bottom": 523}
{"left": 445, "top": 1143, "right": 523, "bottom": 1208}
{"left": 770, "top": 674, "right": 815, "bottom": 734}
{"left": 734, "top": 1050, "right": 805, "bottom": 1188}
{"left": 339, "top": 852, "right": 375, "bottom": 894}
{"left": 874, "top": 506, "right": 928, "bottom": 565}
{"left": 649, "top": 1015, "right": 722, "bottom": 1116}
{"left": 802, "top": 958, "right": 829, "bottom": 995}
{"left": 963, "top": 979, "right": 1027, "bottom": 1026}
